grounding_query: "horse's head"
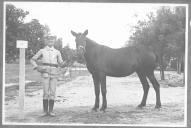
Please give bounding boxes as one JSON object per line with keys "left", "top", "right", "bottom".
{"left": 71, "top": 30, "right": 88, "bottom": 64}
{"left": 71, "top": 30, "right": 88, "bottom": 54}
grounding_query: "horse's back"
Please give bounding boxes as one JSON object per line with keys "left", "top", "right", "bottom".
{"left": 102, "top": 46, "right": 156, "bottom": 76}
{"left": 85, "top": 41, "right": 157, "bottom": 77}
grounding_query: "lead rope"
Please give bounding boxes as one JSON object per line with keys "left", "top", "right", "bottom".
{"left": 79, "top": 34, "right": 86, "bottom": 55}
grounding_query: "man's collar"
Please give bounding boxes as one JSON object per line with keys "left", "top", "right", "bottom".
{"left": 45, "top": 46, "right": 55, "bottom": 51}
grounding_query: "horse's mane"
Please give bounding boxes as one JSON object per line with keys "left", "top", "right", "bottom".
{"left": 86, "top": 37, "right": 99, "bottom": 46}
{"left": 85, "top": 37, "right": 124, "bottom": 50}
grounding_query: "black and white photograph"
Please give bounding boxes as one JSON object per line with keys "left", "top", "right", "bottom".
{"left": 2, "top": 2, "right": 188, "bottom": 127}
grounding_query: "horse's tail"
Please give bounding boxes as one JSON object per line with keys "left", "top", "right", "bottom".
{"left": 153, "top": 51, "right": 160, "bottom": 68}
{"left": 148, "top": 46, "right": 160, "bottom": 67}
{"left": 155, "top": 53, "right": 159, "bottom": 65}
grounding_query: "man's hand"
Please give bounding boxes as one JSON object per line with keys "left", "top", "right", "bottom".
{"left": 60, "top": 62, "right": 67, "bottom": 68}
{"left": 35, "top": 66, "right": 47, "bottom": 73}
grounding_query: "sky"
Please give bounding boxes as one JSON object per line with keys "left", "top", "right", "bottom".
{"left": 5, "top": 2, "right": 181, "bottom": 49}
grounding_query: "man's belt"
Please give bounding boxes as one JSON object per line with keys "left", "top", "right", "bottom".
{"left": 42, "top": 63, "right": 58, "bottom": 68}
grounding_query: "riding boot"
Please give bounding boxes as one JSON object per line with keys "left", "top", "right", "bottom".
{"left": 42, "top": 99, "right": 48, "bottom": 116}
{"left": 49, "top": 99, "right": 56, "bottom": 116}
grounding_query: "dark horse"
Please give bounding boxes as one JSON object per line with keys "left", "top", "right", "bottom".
{"left": 71, "top": 30, "right": 161, "bottom": 111}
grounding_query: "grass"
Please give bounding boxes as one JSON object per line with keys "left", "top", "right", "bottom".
{"left": 5, "top": 63, "right": 41, "bottom": 83}
{"left": 5, "top": 63, "right": 90, "bottom": 84}
{"left": 5, "top": 63, "right": 183, "bottom": 86}
{"left": 4, "top": 63, "right": 90, "bottom": 101}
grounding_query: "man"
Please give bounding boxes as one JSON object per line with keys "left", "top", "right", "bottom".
{"left": 30, "top": 36, "right": 66, "bottom": 116}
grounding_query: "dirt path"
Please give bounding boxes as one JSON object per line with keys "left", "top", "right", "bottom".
{"left": 3, "top": 73, "right": 185, "bottom": 126}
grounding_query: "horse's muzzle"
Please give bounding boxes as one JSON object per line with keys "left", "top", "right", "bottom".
{"left": 77, "top": 46, "right": 85, "bottom": 55}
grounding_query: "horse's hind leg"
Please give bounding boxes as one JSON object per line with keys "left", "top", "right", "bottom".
{"left": 147, "top": 71, "right": 161, "bottom": 108}
{"left": 137, "top": 71, "right": 150, "bottom": 108}
{"left": 92, "top": 74, "right": 100, "bottom": 111}
{"left": 99, "top": 73, "right": 107, "bottom": 111}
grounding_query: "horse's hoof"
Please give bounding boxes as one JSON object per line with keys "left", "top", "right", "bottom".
{"left": 155, "top": 104, "right": 161, "bottom": 109}
{"left": 100, "top": 107, "right": 106, "bottom": 112}
{"left": 92, "top": 107, "right": 98, "bottom": 112}
{"left": 100, "top": 109, "right": 106, "bottom": 112}
{"left": 137, "top": 104, "right": 146, "bottom": 108}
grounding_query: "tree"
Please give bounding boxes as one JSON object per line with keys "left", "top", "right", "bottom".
{"left": 171, "top": 7, "right": 185, "bottom": 74}
{"left": 19, "top": 19, "right": 50, "bottom": 59}
{"left": 128, "top": 6, "right": 186, "bottom": 80}
{"left": 5, "top": 4, "right": 53, "bottom": 62}
{"left": 54, "top": 37, "right": 63, "bottom": 51}
{"left": 6, "top": 4, "right": 29, "bottom": 62}
{"left": 60, "top": 45, "right": 77, "bottom": 66}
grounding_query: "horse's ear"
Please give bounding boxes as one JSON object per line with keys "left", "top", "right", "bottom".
{"left": 71, "top": 30, "right": 77, "bottom": 37}
{"left": 83, "top": 29, "right": 88, "bottom": 36}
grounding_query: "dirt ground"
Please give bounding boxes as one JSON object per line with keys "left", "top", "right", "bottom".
{"left": 3, "top": 71, "right": 185, "bottom": 126}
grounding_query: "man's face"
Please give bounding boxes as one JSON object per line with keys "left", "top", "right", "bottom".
{"left": 47, "top": 40, "right": 54, "bottom": 47}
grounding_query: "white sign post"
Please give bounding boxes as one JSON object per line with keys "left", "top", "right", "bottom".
{"left": 17, "top": 40, "right": 28, "bottom": 119}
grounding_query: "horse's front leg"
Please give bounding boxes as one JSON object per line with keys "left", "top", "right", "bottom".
{"left": 100, "top": 74, "right": 107, "bottom": 111}
{"left": 92, "top": 74, "right": 100, "bottom": 111}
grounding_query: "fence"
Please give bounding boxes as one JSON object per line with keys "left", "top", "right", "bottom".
{"left": 58, "top": 66, "right": 89, "bottom": 81}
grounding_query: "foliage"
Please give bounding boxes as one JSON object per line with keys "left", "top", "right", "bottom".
{"left": 6, "top": 4, "right": 48, "bottom": 62}
{"left": 5, "top": 4, "right": 83, "bottom": 67}
{"left": 60, "top": 45, "right": 78, "bottom": 65}
{"left": 21, "top": 19, "right": 50, "bottom": 59}
{"left": 6, "top": 4, "right": 29, "bottom": 62}
{"left": 128, "top": 6, "right": 185, "bottom": 79}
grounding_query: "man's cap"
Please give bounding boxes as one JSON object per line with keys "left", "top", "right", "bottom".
{"left": 44, "top": 36, "right": 56, "bottom": 41}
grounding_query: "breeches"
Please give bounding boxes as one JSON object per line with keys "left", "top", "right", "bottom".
{"left": 42, "top": 77, "right": 57, "bottom": 100}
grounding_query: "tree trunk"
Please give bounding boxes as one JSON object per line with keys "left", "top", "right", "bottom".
{"left": 177, "top": 56, "right": 182, "bottom": 74}
{"left": 183, "top": 55, "right": 185, "bottom": 85}
{"left": 160, "top": 65, "right": 165, "bottom": 80}
{"left": 177, "top": 57, "right": 179, "bottom": 74}
{"left": 160, "top": 55, "right": 165, "bottom": 80}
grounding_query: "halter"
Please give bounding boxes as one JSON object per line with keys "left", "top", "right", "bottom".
{"left": 77, "top": 34, "right": 87, "bottom": 54}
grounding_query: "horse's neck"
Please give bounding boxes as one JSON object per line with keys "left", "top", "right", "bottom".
{"left": 85, "top": 38, "right": 99, "bottom": 51}
{"left": 86, "top": 38, "right": 97, "bottom": 45}
{"left": 84, "top": 38, "right": 99, "bottom": 58}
